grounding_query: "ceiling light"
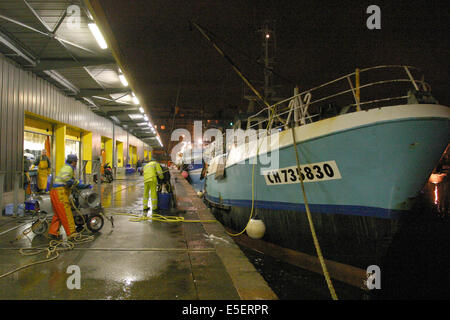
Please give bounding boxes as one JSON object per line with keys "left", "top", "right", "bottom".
{"left": 88, "top": 23, "right": 108, "bottom": 49}
{"left": 131, "top": 92, "right": 139, "bottom": 105}
{"left": 144, "top": 115, "right": 148, "bottom": 121}
{"left": 139, "top": 107, "right": 144, "bottom": 113}
{"left": 118, "top": 74, "right": 128, "bottom": 86}
{"left": 157, "top": 136, "right": 163, "bottom": 147}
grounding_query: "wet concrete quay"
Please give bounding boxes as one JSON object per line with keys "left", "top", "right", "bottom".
{"left": 0, "top": 170, "right": 277, "bottom": 300}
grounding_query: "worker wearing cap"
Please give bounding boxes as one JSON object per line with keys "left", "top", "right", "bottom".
{"left": 48, "top": 154, "right": 90, "bottom": 239}
{"left": 31, "top": 149, "right": 51, "bottom": 193}
{"left": 143, "top": 157, "right": 164, "bottom": 214}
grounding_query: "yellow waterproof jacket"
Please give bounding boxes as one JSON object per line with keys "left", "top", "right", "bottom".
{"left": 143, "top": 161, "right": 164, "bottom": 183}
{"left": 54, "top": 164, "right": 79, "bottom": 187}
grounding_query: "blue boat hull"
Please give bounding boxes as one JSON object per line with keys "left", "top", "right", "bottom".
{"left": 186, "top": 163, "right": 205, "bottom": 192}
{"left": 205, "top": 105, "right": 449, "bottom": 267}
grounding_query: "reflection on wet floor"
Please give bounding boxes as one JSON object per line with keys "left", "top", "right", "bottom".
{"left": 0, "top": 173, "right": 244, "bottom": 300}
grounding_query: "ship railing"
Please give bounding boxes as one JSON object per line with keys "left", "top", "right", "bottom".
{"left": 247, "top": 65, "right": 431, "bottom": 132}
{"left": 204, "top": 65, "right": 431, "bottom": 161}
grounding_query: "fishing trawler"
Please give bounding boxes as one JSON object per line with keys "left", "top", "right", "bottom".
{"left": 203, "top": 65, "right": 450, "bottom": 268}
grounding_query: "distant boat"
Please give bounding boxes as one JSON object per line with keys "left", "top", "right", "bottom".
{"left": 204, "top": 65, "right": 450, "bottom": 268}
{"left": 177, "top": 149, "right": 206, "bottom": 193}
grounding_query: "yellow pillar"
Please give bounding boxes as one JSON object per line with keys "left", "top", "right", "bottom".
{"left": 55, "top": 124, "right": 66, "bottom": 173}
{"left": 82, "top": 132, "right": 92, "bottom": 174}
{"left": 129, "top": 145, "right": 132, "bottom": 165}
{"left": 105, "top": 138, "right": 113, "bottom": 167}
{"left": 116, "top": 141, "right": 123, "bottom": 167}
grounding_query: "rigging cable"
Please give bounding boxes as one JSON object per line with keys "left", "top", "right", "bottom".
{"left": 191, "top": 21, "right": 338, "bottom": 300}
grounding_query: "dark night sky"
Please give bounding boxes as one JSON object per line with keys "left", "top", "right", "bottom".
{"left": 99, "top": 0, "right": 449, "bottom": 144}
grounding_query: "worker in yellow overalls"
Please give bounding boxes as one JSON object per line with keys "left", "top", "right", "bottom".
{"left": 143, "top": 158, "right": 164, "bottom": 214}
{"left": 32, "top": 149, "right": 51, "bottom": 193}
{"left": 48, "top": 154, "right": 90, "bottom": 240}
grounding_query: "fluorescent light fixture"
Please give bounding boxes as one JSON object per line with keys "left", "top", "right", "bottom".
{"left": 139, "top": 107, "right": 144, "bottom": 113}
{"left": 144, "top": 115, "right": 148, "bottom": 121}
{"left": 128, "top": 114, "right": 144, "bottom": 120}
{"left": 118, "top": 74, "right": 128, "bottom": 86}
{"left": 131, "top": 92, "right": 139, "bottom": 105}
{"left": 157, "top": 136, "right": 163, "bottom": 147}
{"left": 88, "top": 23, "right": 108, "bottom": 49}
{"left": 110, "top": 115, "right": 120, "bottom": 123}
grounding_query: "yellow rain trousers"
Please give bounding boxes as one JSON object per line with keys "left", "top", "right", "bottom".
{"left": 37, "top": 157, "right": 50, "bottom": 190}
{"left": 143, "top": 161, "right": 164, "bottom": 210}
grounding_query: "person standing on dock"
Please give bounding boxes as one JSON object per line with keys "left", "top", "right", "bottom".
{"left": 48, "top": 154, "right": 91, "bottom": 240}
{"left": 143, "top": 157, "right": 164, "bottom": 214}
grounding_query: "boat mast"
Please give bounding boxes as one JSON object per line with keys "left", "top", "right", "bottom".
{"left": 246, "top": 20, "right": 277, "bottom": 115}
{"left": 258, "top": 20, "right": 276, "bottom": 103}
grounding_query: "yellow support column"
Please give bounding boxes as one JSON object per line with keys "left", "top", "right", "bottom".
{"left": 116, "top": 141, "right": 123, "bottom": 167}
{"left": 133, "top": 146, "right": 137, "bottom": 165}
{"left": 55, "top": 124, "right": 66, "bottom": 173}
{"left": 105, "top": 138, "right": 113, "bottom": 167}
{"left": 82, "top": 132, "right": 92, "bottom": 174}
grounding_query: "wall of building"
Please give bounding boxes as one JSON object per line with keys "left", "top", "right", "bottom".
{"left": 0, "top": 54, "right": 151, "bottom": 206}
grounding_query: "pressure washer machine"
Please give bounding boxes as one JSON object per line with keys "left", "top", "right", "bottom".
{"left": 32, "top": 187, "right": 113, "bottom": 235}
{"left": 71, "top": 187, "right": 109, "bottom": 233}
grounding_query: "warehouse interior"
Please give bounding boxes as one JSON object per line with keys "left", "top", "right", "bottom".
{"left": 0, "top": 0, "right": 160, "bottom": 209}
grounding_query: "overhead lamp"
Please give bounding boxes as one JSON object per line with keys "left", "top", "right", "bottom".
{"left": 118, "top": 74, "right": 128, "bottom": 87}
{"left": 157, "top": 136, "right": 163, "bottom": 147}
{"left": 131, "top": 92, "right": 139, "bottom": 105}
{"left": 144, "top": 115, "right": 148, "bottom": 121}
{"left": 88, "top": 23, "right": 108, "bottom": 49}
{"left": 139, "top": 107, "right": 144, "bottom": 113}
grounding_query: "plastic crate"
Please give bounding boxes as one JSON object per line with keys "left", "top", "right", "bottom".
{"left": 158, "top": 192, "right": 172, "bottom": 210}
{"left": 3, "top": 203, "right": 25, "bottom": 216}
{"left": 25, "top": 200, "right": 39, "bottom": 211}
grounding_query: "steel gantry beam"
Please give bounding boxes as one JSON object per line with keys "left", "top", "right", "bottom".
{"left": 30, "top": 58, "right": 116, "bottom": 70}
{"left": 0, "top": 28, "right": 37, "bottom": 66}
{"left": 76, "top": 88, "right": 130, "bottom": 98}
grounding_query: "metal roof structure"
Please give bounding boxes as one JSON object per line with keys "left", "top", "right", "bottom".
{"left": 0, "top": 0, "right": 161, "bottom": 148}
